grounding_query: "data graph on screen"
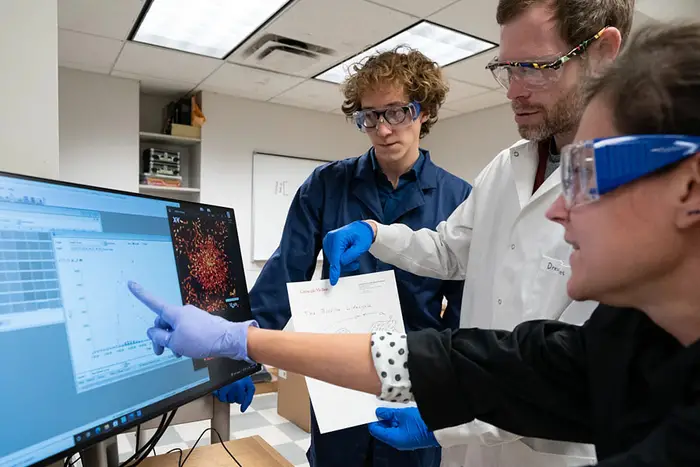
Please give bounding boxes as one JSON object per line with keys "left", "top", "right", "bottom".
{"left": 53, "top": 234, "right": 183, "bottom": 393}
{"left": 85, "top": 269, "right": 154, "bottom": 354}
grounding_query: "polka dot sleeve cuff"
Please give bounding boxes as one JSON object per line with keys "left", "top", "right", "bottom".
{"left": 371, "top": 331, "right": 414, "bottom": 403}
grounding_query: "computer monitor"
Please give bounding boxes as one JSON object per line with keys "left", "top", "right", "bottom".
{"left": 0, "top": 171, "right": 261, "bottom": 467}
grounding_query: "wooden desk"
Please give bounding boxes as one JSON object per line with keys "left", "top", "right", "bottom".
{"left": 137, "top": 436, "right": 292, "bottom": 467}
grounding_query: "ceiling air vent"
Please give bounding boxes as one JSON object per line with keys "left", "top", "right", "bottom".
{"left": 240, "top": 34, "right": 335, "bottom": 75}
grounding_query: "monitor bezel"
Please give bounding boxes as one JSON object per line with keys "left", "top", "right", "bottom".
{"left": 0, "top": 169, "right": 263, "bottom": 467}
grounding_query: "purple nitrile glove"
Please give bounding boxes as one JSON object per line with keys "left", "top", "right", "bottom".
{"left": 128, "top": 281, "right": 257, "bottom": 362}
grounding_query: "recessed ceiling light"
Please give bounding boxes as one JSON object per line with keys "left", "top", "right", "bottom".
{"left": 131, "top": 0, "right": 290, "bottom": 59}
{"left": 315, "top": 21, "right": 497, "bottom": 84}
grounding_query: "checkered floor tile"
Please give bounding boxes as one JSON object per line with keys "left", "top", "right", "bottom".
{"left": 116, "top": 393, "right": 310, "bottom": 466}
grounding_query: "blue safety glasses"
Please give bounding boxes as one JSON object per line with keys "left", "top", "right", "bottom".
{"left": 561, "top": 135, "right": 700, "bottom": 208}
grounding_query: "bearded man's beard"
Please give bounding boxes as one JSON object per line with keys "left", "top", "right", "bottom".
{"left": 514, "top": 81, "right": 586, "bottom": 142}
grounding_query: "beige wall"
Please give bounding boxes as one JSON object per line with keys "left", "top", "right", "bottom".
{"left": 58, "top": 68, "right": 140, "bottom": 192}
{"left": 0, "top": 0, "right": 59, "bottom": 178}
{"left": 424, "top": 104, "right": 520, "bottom": 183}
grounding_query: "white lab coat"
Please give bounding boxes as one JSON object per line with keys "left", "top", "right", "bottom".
{"left": 370, "top": 139, "right": 599, "bottom": 467}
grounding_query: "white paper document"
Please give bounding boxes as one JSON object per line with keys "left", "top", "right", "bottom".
{"left": 286, "top": 270, "right": 415, "bottom": 434}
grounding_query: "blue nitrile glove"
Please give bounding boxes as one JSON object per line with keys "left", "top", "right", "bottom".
{"left": 214, "top": 377, "right": 255, "bottom": 412}
{"left": 322, "top": 220, "right": 374, "bottom": 286}
{"left": 128, "top": 281, "right": 258, "bottom": 361}
{"left": 368, "top": 407, "right": 440, "bottom": 451}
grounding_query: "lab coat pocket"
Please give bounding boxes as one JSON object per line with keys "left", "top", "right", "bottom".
{"left": 528, "top": 255, "right": 571, "bottom": 320}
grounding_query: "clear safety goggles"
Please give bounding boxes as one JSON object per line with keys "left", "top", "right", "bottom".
{"left": 486, "top": 27, "right": 608, "bottom": 92}
{"left": 561, "top": 135, "right": 700, "bottom": 208}
{"left": 353, "top": 101, "right": 421, "bottom": 132}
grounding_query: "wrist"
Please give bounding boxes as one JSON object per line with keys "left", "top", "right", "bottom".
{"left": 362, "top": 220, "right": 378, "bottom": 241}
{"left": 222, "top": 320, "right": 258, "bottom": 362}
{"left": 245, "top": 324, "right": 261, "bottom": 362}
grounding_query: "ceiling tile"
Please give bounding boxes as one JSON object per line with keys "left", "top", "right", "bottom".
{"left": 111, "top": 71, "right": 196, "bottom": 97}
{"left": 58, "top": 29, "right": 123, "bottom": 73}
{"left": 364, "top": 0, "right": 460, "bottom": 18}
{"left": 198, "top": 63, "right": 305, "bottom": 101}
{"left": 443, "top": 49, "right": 500, "bottom": 89}
{"left": 228, "top": 0, "right": 417, "bottom": 78}
{"left": 58, "top": 0, "right": 145, "bottom": 40}
{"left": 428, "top": 0, "right": 501, "bottom": 44}
{"left": 443, "top": 90, "right": 509, "bottom": 113}
{"left": 445, "top": 79, "right": 491, "bottom": 106}
{"left": 114, "top": 42, "right": 222, "bottom": 83}
{"left": 270, "top": 80, "right": 343, "bottom": 112}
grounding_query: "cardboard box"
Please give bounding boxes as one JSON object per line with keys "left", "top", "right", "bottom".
{"left": 170, "top": 123, "right": 201, "bottom": 139}
{"left": 277, "top": 369, "right": 311, "bottom": 433}
{"left": 254, "top": 366, "right": 279, "bottom": 395}
{"left": 140, "top": 175, "right": 182, "bottom": 187}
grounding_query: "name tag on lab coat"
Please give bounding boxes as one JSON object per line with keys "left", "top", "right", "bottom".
{"left": 540, "top": 256, "right": 570, "bottom": 278}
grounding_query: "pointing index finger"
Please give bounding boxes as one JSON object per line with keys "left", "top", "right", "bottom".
{"left": 128, "top": 281, "right": 178, "bottom": 325}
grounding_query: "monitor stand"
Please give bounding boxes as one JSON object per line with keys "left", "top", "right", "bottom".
{"left": 80, "top": 438, "right": 119, "bottom": 467}
{"left": 74, "top": 397, "right": 231, "bottom": 467}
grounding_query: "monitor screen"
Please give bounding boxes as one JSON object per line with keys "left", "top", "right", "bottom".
{"left": 0, "top": 172, "right": 260, "bottom": 467}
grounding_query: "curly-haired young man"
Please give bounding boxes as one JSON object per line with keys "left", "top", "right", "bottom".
{"left": 214, "top": 48, "right": 472, "bottom": 467}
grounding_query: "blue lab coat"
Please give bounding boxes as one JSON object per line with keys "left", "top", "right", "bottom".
{"left": 249, "top": 148, "right": 472, "bottom": 467}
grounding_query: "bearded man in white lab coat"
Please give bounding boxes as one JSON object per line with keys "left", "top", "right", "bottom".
{"left": 322, "top": 0, "right": 636, "bottom": 466}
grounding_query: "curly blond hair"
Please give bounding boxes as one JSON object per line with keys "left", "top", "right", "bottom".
{"left": 340, "top": 46, "right": 449, "bottom": 138}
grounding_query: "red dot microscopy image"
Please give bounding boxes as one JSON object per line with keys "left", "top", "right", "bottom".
{"left": 171, "top": 217, "right": 236, "bottom": 312}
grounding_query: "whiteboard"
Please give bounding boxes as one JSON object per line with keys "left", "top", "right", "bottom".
{"left": 252, "top": 153, "right": 330, "bottom": 261}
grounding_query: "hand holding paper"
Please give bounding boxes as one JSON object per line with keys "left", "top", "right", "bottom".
{"left": 286, "top": 270, "right": 414, "bottom": 434}
{"left": 369, "top": 407, "right": 439, "bottom": 450}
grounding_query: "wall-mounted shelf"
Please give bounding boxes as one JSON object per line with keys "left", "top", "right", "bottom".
{"left": 139, "top": 184, "right": 200, "bottom": 194}
{"left": 139, "top": 131, "right": 201, "bottom": 146}
{"left": 138, "top": 93, "right": 203, "bottom": 203}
